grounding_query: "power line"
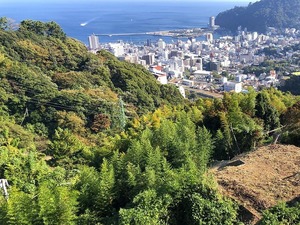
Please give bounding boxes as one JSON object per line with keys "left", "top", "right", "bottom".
{"left": 8, "top": 80, "right": 112, "bottom": 111}
{"left": 5, "top": 78, "right": 133, "bottom": 121}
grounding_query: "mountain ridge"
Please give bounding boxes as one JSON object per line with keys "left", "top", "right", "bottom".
{"left": 215, "top": 0, "right": 300, "bottom": 33}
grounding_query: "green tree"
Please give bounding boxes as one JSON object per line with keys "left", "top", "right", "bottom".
{"left": 95, "top": 159, "right": 115, "bottom": 214}
{"left": 4, "top": 187, "right": 39, "bottom": 225}
{"left": 38, "top": 181, "right": 78, "bottom": 225}
{"left": 239, "top": 87, "right": 256, "bottom": 116}
{"left": 281, "top": 101, "right": 300, "bottom": 146}
{"left": 255, "top": 92, "right": 280, "bottom": 132}
{"left": 76, "top": 160, "right": 115, "bottom": 223}
{"left": 19, "top": 20, "right": 46, "bottom": 36}
{"left": 259, "top": 202, "right": 300, "bottom": 225}
{"left": 76, "top": 166, "right": 100, "bottom": 222}
{"left": 119, "top": 190, "right": 172, "bottom": 225}
{"left": 45, "top": 21, "right": 66, "bottom": 39}
{"left": 169, "top": 177, "right": 238, "bottom": 225}
{"left": 0, "top": 17, "right": 8, "bottom": 30}
{"left": 194, "top": 127, "right": 214, "bottom": 173}
{"left": 48, "top": 128, "right": 90, "bottom": 167}
{"left": 19, "top": 20, "right": 66, "bottom": 40}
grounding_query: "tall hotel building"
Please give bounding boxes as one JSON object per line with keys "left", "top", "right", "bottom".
{"left": 209, "top": 16, "right": 215, "bottom": 28}
{"left": 88, "top": 34, "right": 100, "bottom": 51}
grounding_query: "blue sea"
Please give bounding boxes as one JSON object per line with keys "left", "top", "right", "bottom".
{"left": 1, "top": 1, "right": 248, "bottom": 45}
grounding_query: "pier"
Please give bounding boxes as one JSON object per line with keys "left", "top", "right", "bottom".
{"left": 95, "top": 28, "right": 213, "bottom": 38}
{"left": 96, "top": 32, "right": 149, "bottom": 36}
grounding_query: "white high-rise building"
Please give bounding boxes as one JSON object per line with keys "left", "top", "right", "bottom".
{"left": 157, "top": 39, "right": 166, "bottom": 50}
{"left": 209, "top": 16, "right": 215, "bottom": 28}
{"left": 88, "top": 34, "right": 100, "bottom": 51}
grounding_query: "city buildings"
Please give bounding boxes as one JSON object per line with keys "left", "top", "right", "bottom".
{"left": 142, "top": 53, "right": 155, "bottom": 65}
{"left": 92, "top": 17, "right": 300, "bottom": 96}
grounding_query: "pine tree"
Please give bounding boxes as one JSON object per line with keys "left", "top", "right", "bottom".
{"left": 38, "top": 181, "right": 78, "bottom": 225}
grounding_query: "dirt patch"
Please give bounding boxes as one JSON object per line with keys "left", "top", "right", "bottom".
{"left": 211, "top": 144, "right": 300, "bottom": 224}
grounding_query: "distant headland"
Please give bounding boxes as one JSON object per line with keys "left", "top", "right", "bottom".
{"left": 216, "top": 0, "right": 300, "bottom": 33}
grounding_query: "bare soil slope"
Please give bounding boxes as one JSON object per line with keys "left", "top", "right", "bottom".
{"left": 212, "top": 144, "right": 300, "bottom": 224}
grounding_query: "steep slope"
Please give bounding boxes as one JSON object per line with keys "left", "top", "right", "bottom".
{"left": 0, "top": 19, "right": 184, "bottom": 137}
{"left": 216, "top": 0, "right": 300, "bottom": 33}
{"left": 212, "top": 144, "right": 300, "bottom": 224}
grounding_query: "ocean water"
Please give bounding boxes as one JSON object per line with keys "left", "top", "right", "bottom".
{"left": 1, "top": 1, "right": 248, "bottom": 44}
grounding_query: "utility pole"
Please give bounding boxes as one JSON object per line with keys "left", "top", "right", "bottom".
{"left": 20, "top": 107, "right": 29, "bottom": 126}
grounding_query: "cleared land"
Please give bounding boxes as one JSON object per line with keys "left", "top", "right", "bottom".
{"left": 211, "top": 144, "right": 300, "bottom": 224}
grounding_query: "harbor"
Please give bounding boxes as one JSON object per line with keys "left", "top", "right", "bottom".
{"left": 95, "top": 27, "right": 215, "bottom": 38}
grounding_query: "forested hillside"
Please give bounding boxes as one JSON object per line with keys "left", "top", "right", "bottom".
{"left": 280, "top": 74, "right": 300, "bottom": 95}
{"left": 0, "top": 19, "right": 299, "bottom": 224}
{"left": 215, "top": 0, "right": 300, "bottom": 32}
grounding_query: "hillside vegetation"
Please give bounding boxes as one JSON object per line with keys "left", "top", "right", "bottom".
{"left": 216, "top": 0, "right": 300, "bottom": 32}
{"left": 0, "top": 19, "right": 299, "bottom": 224}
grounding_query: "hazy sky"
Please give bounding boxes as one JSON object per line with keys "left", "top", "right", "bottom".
{"left": 2, "top": 0, "right": 258, "bottom": 2}
{"left": 1, "top": 0, "right": 260, "bottom": 6}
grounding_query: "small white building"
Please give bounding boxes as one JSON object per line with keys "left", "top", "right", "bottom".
{"left": 154, "top": 73, "right": 168, "bottom": 85}
{"left": 193, "top": 70, "right": 211, "bottom": 81}
{"left": 224, "top": 82, "right": 242, "bottom": 93}
{"left": 150, "top": 66, "right": 168, "bottom": 85}
{"left": 182, "top": 79, "right": 194, "bottom": 86}
{"left": 108, "top": 43, "right": 124, "bottom": 57}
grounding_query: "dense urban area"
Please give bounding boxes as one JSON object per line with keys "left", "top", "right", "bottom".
{"left": 88, "top": 16, "right": 300, "bottom": 100}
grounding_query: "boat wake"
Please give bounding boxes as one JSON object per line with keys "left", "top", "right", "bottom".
{"left": 80, "top": 17, "right": 98, "bottom": 27}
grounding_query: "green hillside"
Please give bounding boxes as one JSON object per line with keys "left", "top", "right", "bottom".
{"left": 0, "top": 19, "right": 184, "bottom": 135}
{"left": 0, "top": 19, "right": 299, "bottom": 225}
{"left": 216, "top": 0, "right": 300, "bottom": 32}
